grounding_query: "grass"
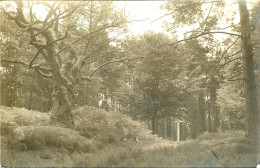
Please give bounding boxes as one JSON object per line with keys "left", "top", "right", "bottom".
{"left": 1, "top": 106, "right": 259, "bottom": 167}
{"left": 86, "top": 131, "right": 259, "bottom": 167}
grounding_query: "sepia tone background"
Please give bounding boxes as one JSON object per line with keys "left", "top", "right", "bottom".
{"left": 0, "top": 0, "right": 260, "bottom": 167}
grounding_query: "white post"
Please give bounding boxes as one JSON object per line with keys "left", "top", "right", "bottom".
{"left": 177, "top": 121, "right": 180, "bottom": 143}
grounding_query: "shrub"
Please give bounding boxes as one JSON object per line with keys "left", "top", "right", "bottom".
{"left": 0, "top": 106, "right": 50, "bottom": 127}
{"left": 13, "top": 126, "right": 94, "bottom": 152}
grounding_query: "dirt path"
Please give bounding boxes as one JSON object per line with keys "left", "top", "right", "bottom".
{"left": 136, "top": 139, "right": 178, "bottom": 151}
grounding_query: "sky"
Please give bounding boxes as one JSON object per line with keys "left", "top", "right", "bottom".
{"left": 113, "top": 1, "right": 241, "bottom": 40}
{"left": 32, "top": 1, "right": 171, "bottom": 37}
{"left": 114, "top": 1, "right": 169, "bottom": 36}
{"left": 17, "top": 1, "right": 247, "bottom": 41}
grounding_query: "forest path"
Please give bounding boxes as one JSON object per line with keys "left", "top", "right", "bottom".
{"left": 135, "top": 138, "right": 178, "bottom": 151}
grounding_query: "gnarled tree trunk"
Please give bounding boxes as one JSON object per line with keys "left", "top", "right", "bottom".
{"left": 51, "top": 83, "right": 74, "bottom": 125}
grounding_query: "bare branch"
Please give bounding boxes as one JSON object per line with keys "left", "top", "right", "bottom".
{"left": 151, "top": 11, "right": 175, "bottom": 24}
{"left": 32, "top": 20, "right": 55, "bottom": 37}
{"left": 1, "top": 59, "right": 28, "bottom": 67}
{"left": 15, "top": 0, "right": 29, "bottom": 24}
{"left": 82, "top": 38, "right": 117, "bottom": 63}
{"left": 54, "top": 21, "right": 129, "bottom": 57}
{"left": 200, "top": 3, "right": 213, "bottom": 26}
{"left": 221, "top": 57, "right": 241, "bottom": 66}
{"left": 228, "top": 72, "right": 243, "bottom": 80}
{"left": 220, "top": 37, "right": 240, "bottom": 59}
{"left": 34, "top": 68, "right": 53, "bottom": 79}
{"left": 204, "top": 37, "right": 240, "bottom": 75}
{"left": 90, "top": 57, "right": 145, "bottom": 77}
{"left": 1, "top": 59, "right": 53, "bottom": 79}
{"left": 151, "top": 3, "right": 202, "bottom": 23}
{"left": 57, "top": 2, "right": 84, "bottom": 20}
{"left": 2, "top": 8, "right": 27, "bottom": 28}
{"left": 30, "top": 2, "right": 80, "bottom": 37}
{"left": 227, "top": 78, "right": 244, "bottom": 81}
{"left": 216, "top": 24, "right": 239, "bottom": 30}
{"left": 152, "top": 1, "right": 222, "bottom": 24}
{"left": 80, "top": 76, "right": 91, "bottom": 82}
{"left": 43, "top": 1, "right": 60, "bottom": 26}
{"left": 29, "top": 25, "right": 72, "bottom": 68}
{"left": 160, "top": 31, "right": 240, "bottom": 48}
{"left": 224, "top": 50, "right": 242, "bottom": 59}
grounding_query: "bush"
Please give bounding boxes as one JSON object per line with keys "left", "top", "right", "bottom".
{"left": 1, "top": 106, "right": 50, "bottom": 149}
{"left": 0, "top": 106, "right": 50, "bottom": 127}
{"left": 72, "top": 105, "right": 167, "bottom": 147}
{"left": 13, "top": 126, "right": 94, "bottom": 152}
{"left": 73, "top": 106, "right": 126, "bottom": 145}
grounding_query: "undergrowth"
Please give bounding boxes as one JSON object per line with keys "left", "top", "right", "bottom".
{"left": 1, "top": 106, "right": 259, "bottom": 167}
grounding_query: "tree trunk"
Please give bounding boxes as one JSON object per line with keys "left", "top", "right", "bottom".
{"left": 42, "top": 31, "right": 75, "bottom": 126}
{"left": 51, "top": 83, "right": 74, "bottom": 126}
{"left": 172, "top": 122, "right": 175, "bottom": 141}
{"left": 177, "top": 121, "right": 180, "bottom": 142}
{"left": 238, "top": 1, "right": 259, "bottom": 138}
{"left": 162, "top": 118, "right": 167, "bottom": 139}
{"left": 29, "top": 81, "right": 32, "bottom": 110}
{"left": 167, "top": 118, "right": 172, "bottom": 139}
{"left": 190, "top": 102, "right": 200, "bottom": 139}
{"left": 198, "top": 92, "right": 206, "bottom": 133}
{"left": 209, "top": 77, "right": 219, "bottom": 132}
{"left": 207, "top": 95, "right": 212, "bottom": 132}
{"left": 152, "top": 115, "right": 156, "bottom": 134}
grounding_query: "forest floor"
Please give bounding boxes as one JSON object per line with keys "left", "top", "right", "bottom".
{"left": 1, "top": 106, "right": 260, "bottom": 167}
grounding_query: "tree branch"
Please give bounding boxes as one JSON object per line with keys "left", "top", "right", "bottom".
{"left": 54, "top": 21, "right": 129, "bottom": 57}
{"left": 151, "top": 3, "right": 203, "bottom": 24}
{"left": 80, "top": 76, "right": 91, "bottom": 82}
{"left": 43, "top": 1, "right": 60, "bottom": 26}
{"left": 1, "top": 59, "right": 28, "bottom": 67}
{"left": 1, "top": 8, "right": 27, "bottom": 28}
{"left": 228, "top": 72, "right": 243, "bottom": 80}
{"left": 1, "top": 59, "right": 53, "bottom": 79}
{"left": 34, "top": 67, "right": 53, "bottom": 79}
{"left": 227, "top": 78, "right": 244, "bottom": 81}
{"left": 79, "top": 38, "right": 118, "bottom": 68}
{"left": 29, "top": 25, "right": 72, "bottom": 68}
{"left": 160, "top": 31, "right": 240, "bottom": 48}
{"left": 205, "top": 37, "right": 240, "bottom": 75}
{"left": 200, "top": 3, "right": 213, "bottom": 26}
{"left": 220, "top": 37, "right": 240, "bottom": 59}
{"left": 224, "top": 50, "right": 242, "bottom": 59}
{"left": 221, "top": 57, "right": 241, "bottom": 67}
{"left": 90, "top": 57, "right": 145, "bottom": 77}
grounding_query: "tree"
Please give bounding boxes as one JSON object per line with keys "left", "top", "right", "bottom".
{"left": 119, "top": 32, "right": 211, "bottom": 139}
{"left": 238, "top": 1, "right": 259, "bottom": 138}
{"left": 1, "top": 1, "right": 129, "bottom": 125}
{"left": 162, "top": 0, "right": 259, "bottom": 138}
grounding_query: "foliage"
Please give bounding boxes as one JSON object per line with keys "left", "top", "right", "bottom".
{"left": 72, "top": 105, "right": 165, "bottom": 144}
{"left": 13, "top": 126, "right": 93, "bottom": 152}
{"left": 217, "top": 82, "right": 246, "bottom": 130}
{"left": 1, "top": 105, "right": 174, "bottom": 166}
{"left": 77, "top": 131, "right": 258, "bottom": 167}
